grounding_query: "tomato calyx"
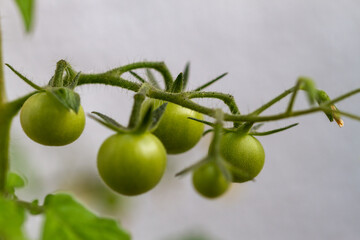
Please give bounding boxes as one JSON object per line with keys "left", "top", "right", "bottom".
{"left": 90, "top": 85, "right": 168, "bottom": 136}
{"left": 7, "top": 60, "right": 83, "bottom": 113}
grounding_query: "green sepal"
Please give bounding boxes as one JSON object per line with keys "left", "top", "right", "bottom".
{"left": 129, "top": 71, "right": 146, "bottom": 83}
{"left": 136, "top": 105, "right": 153, "bottom": 133}
{"left": 175, "top": 158, "right": 208, "bottom": 177}
{"left": 62, "top": 68, "right": 77, "bottom": 88}
{"left": 194, "top": 72, "right": 228, "bottom": 91}
{"left": 149, "top": 103, "right": 168, "bottom": 131}
{"left": 89, "top": 112, "right": 129, "bottom": 134}
{"left": 146, "top": 69, "right": 160, "bottom": 89}
{"left": 67, "top": 72, "right": 81, "bottom": 90}
{"left": 48, "top": 87, "right": 81, "bottom": 113}
{"left": 223, "top": 161, "right": 251, "bottom": 181}
{"left": 14, "top": 0, "right": 35, "bottom": 32}
{"left": 299, "top": 77, "right": 317, "bottom": 105}
{"left": 182, "top": 62, "right": 190, "bottom": 90}
{"left": 215, "top": 157, "right": 233, "bottom": 182}
{"left": 6, "top": 63, "right": 43, "bottom": 90}
{"left": 250, "top": 123, "right": 299, "bottom": 136}
{"left": 42, "top": 193, "right": 131, "bottom": 240}
{"left": 5, "top": 172, "right": 26, "bottom": 196}
{"left": 251, "top": 123, "right": 264, "bottom": 131}
{"left": 315, "top": 90, "right": 334, "bottom": 122}
{"left": 188, "top": 117, "right": 215, "bottom": 127}
{"left": 202, "top": 129, "right": 214, "bottom": 136}
{"left": 171, "top": 73, "right": 184, "bottom": 93}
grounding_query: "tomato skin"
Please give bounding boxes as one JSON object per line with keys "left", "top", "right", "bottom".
{"left": 144, "top": 100, "right": 204, "bottom": 154}
{"left": 97, "top": 133, "right": 167, "bottom": 196}
{"left": 192, "top": 162, "right": 230, "bottom": 198}
{"left": 20, "top": 92, "right": 85, "bottom": 146}
{"left": 219, "top": 133, "right": 265, "bottom": 183}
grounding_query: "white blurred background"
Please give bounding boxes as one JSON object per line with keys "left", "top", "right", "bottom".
{"left": 1, "top": 0, "right": 360, "bottom": 239}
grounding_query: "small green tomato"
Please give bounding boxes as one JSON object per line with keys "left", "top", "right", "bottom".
{"left": 20, "top": 92, "right": 85, "bottom": 146}
{"left": 143, "top": 100, "right": 204, "bottom": 154}
{"left": 219, "top": 133, "right": 265, "bottom": 183}
{"left": 97, "top": 132, "right": 167, "bottom": 196}
{"left": 192, "top": 162, "right": 230, "bottom": 198}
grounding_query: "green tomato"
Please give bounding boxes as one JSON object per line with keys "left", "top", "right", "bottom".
{"left": 192, "top": 162, "right": 230, "bottom": 199}
{"left": 97, "top": 132, "right": 167, "bottom": 196}
{"left": 20, "top": 92, "right": 85, "bottom": 146}
{"left": 143, "top": 100, "right": 204, "bottom": 154}
{"left": 219, "top": 133, "right": 265, "bottom": 183}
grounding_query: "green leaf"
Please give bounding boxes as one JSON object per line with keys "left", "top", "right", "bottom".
{"left": 6, "top": 172, "right": 26, "bottom": 195}
{"left": 171, "top": 73, "right": 184, "bottom": 93}
{"left": 0, "top": 196, "right": 27, "bottom": 240}
{"left": 42, "top": 194, "right": 131, "bottom": 240}
{"left": 14, "top": 0, "right": 35, "bottom": 32}
{"left": 48, "top": 88, "right": 81, "bottom": 113}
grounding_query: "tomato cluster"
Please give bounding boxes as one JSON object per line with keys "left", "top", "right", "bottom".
{"left": 19, "top": 90, "right": 265, "bottom": 199}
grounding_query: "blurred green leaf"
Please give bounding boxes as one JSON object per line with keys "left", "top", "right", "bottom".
{"left": 14, "top": 0, "right": 35, "bottom": 32}
{"left": 0, "top": 196, "right": 27, "bottom": 240}
{"left": 42, "top": 193, "right": 131, "bottom": 240}
{"left": 6, "top": 172, "right": 26, "bottom": 195}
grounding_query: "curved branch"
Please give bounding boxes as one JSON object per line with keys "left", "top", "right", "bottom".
{"left": 106, "top": 62, "right": 173, "bottom": 91}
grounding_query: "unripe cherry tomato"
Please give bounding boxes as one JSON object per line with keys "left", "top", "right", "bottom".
{"left": 143, "top": 100, "right": 204, "bottom": 154}
{"left": 192, "top": 162, "right": 230, "bottom": 198}
{"left": 219, "top": 133, "right": 265, "bottom": 183}
{"left": 97, "top": 132, "right": 167, "bottom": 196}
{"left": 20, "top": 92, "right": 85, "bottom": 146}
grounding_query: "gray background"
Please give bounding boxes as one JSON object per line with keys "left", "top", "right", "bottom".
{"left": 1, "top": 0, "right": 360, "bottom": 239}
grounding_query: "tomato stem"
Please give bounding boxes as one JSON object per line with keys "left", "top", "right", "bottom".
{"left": 0, "top": 21, "right": 6, "bottom": 104}
{"left": 52, "top": 60, "right": 68, "bottom": 87}
{"left": 106, "top": 62, "right": 173, "bottom": 91}
{"left": 128, "top": 84, "right": 148, "bottom": 129}
{"left": 0, "top": 111, "right": 11, "bottom": 195}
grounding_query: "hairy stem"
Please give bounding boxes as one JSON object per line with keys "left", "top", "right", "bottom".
{"left": 106, "top": 62, "right": 173, "bottom": 91}
{"left": 0, "top": 21, "right": 5, "bottom": 104}
{"left": 0, "top": 112, "right": 11, "bottom": 194}
{"left": 78, "top": 73, "right": 140, "bottom": 91}
{"left": 187, "top": 91, "right": 240, "bottom": 115}
{"left": 128, "top": 84, "right": 149, "bottom": 129}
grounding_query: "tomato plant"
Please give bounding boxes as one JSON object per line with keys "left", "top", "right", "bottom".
{"left": 143, "top": 99, "right": 204, "bottom": 154}
{"left": 192, "top": 162, "right": 230, "bottom": 198}
{"left": 20, "top": 91, "right": 85, "bottom": 146}
{"left": 97, "top": 132, "right": 166, "bottom": 196}
{"left": 1, "top": 2, "right": 360, "bottom": 238}
{"left": 219, "top": 133, "right": 265, "bottom": 183}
